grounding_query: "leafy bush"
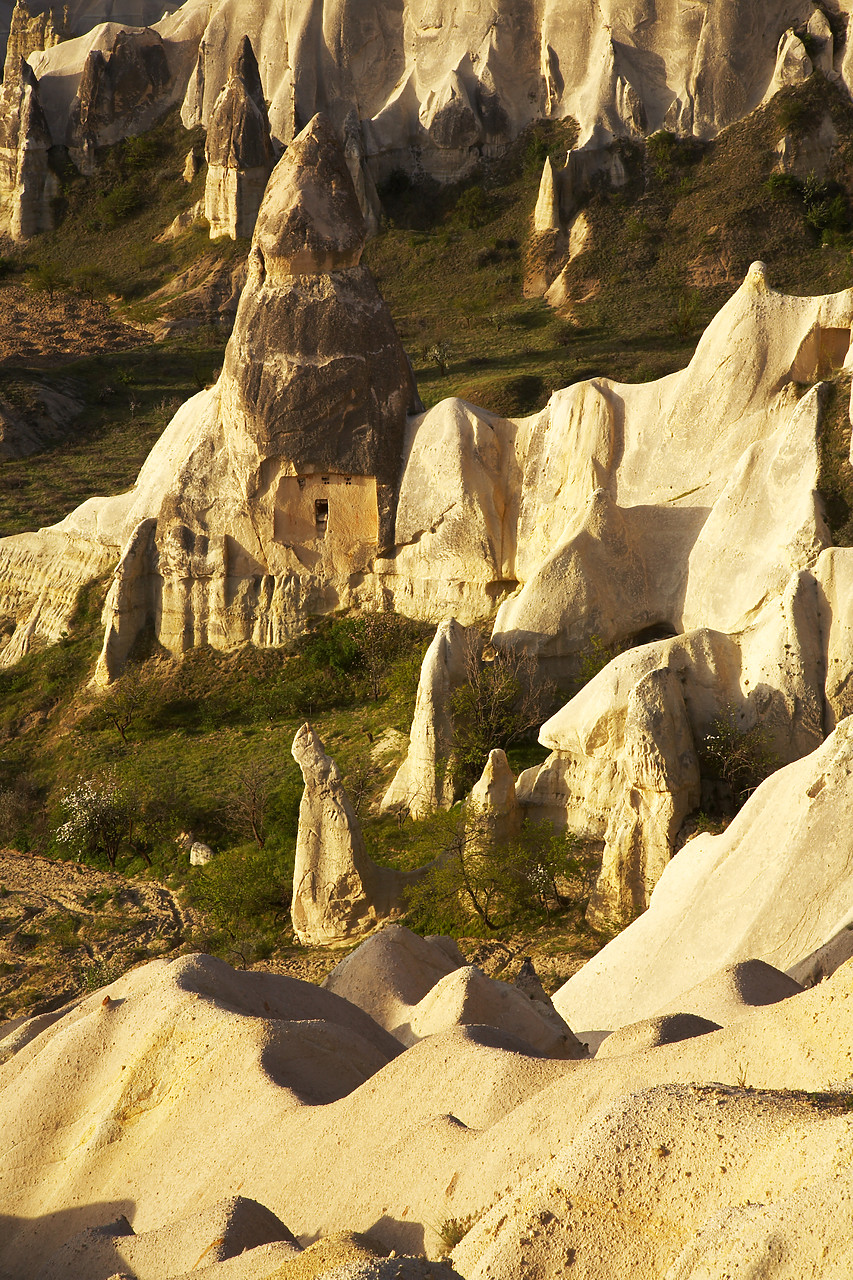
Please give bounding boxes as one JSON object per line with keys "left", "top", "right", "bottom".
{"left": 96, "top": 182, "right": 142, "bottom": 227}
{"left": 698, "top": 709, "right": 778, "bottom": 811}
{"left": 453, "top": 185, "right": 488, "bottom": 230}
{"left": 403, "top": 810, "right": 598, "bottom": 934}
{"left": 187, "top": 841, "right": 294, "bottom": 961}
{"left": 55, "top": 776, "right": 138, "bottom": 869}
{"left": 449, "top": 631, "right": 556, "bottom": 793}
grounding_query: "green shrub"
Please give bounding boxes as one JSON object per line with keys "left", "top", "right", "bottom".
{"left": 403, "top": 811, "right": 597, "bottom": 934}
{"left": 698, "top": 709, "right": 778, "bottom": 811}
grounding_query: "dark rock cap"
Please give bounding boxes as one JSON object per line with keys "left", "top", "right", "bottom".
{"left": 205, "top": 34, "right": 272, "bottom": 171}
{"left": 253, "top": 112, "right": 366, "bottom": 277}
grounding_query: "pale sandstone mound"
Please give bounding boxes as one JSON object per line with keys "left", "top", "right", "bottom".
{"left": 6, "top": 947, "right": 853, "bottom": 1277}
{"left": 322, "top": 923, "right": 465, "bottom": 1032}
{"left": 324, "top": 924, "right": 584, "bottom": 1058}
{"left": 653, "top": 959, "right": 804, "bottom": 1024}
{"left": 594, "top": 1012, "right": 722, "bottom": 1060}
{"left": 37, "top": 1197, "right": 299, "bottom": 1280}
{"left": 406, "top": 964, "right": 586, "bottom": 1059}
{"left": 551, "top": 716, "right": 853, "bottom": 1032}
{"left": 291, "top": 726, "right": 429, "bottom": 946}
{"left": 380, "top": 618, "right": 468, "bottom": 819}
{"left": 204, "top": 35, "right": 273, "bottom": 240}
{"left": 452, "top": 1081, "right": 853, "bottom": 1280}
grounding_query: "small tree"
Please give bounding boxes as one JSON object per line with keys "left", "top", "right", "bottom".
{"left": 425, "top": 340, "right": 450, "bottom": 377}
{"left": 698, "top": 709, "right": 778, "bottom": 812}
{"left": 225, "top": 764, "right": 272, "bottom": 849}
{"left": 404, "top": 809, "right": 596, "bottom": 933}
{"left": 449, "top": 631, "right": 556, "bottom": 792}
{"left": 95, "top": 662, "right": 161, "bottom": 744}
{"left": 56, "top": 777, "right": 138, "bottom": 869}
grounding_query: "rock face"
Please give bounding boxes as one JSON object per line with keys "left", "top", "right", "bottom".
{"left": 66, "top": 27, "right": 173, "bottom": 171}
{"left": 552, "top": 715, "right": 853, "bottom": 1032}
{"left": 0, "top": 120, "right": 852, "bottom": 928}
{"left": 5, "top": 916, "right": 853, "bottom": 1277}
{"left": 0, "top": 112, "right": 419, "bottom": 679}
{"left": 381, "top": 618, "right": 469, "bottom": 819}
{"left": 0, "top": 58, "right": 56, "bottom": 241}
{"left": 5, "top": 0, "right": 843, "bottom": 201}
{"left": 203, "top": 35, "right": 273, "bottom": 240}
{"left": 2, "top": 0, "right": 67, "bottom": 83}
{"left": 291, "top": 724, "right": 428, "bottom": 945}
{"left": 467, "top": 748, "right": 521, "bottom": 846}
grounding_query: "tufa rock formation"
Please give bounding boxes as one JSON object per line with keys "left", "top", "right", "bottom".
{"left": 6, "top": 915, "right": 853, "bottom": 1275}
{"left": 7, "top": 0, "right": 851, "bottom": 209}
{"left": 324, "top": 923, "right": 586, "bottom": 1059}
{"left": 203, "top": 34, "right": 273, "bottom": 239}
{"left": 552, "top": 714, "right": 853, "bottom": 1033}
{"left": 66, "top": 27, "right": 172, "bottom": 172}
{"left": 0, "top": 57, "right": 56, "bottom": 240}
{"left": 381, "top": 617, "right": 469, "bottom": 819}
{"left": 291, "top": 724, "right": 428, "bottom": 946}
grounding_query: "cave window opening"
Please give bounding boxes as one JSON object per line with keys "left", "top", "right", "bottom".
{"left": 315, "top": 499, "right": 329, "bottom": 535}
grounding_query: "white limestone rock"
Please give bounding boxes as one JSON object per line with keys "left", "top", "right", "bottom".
{"left": 467, "top": 748, "right": 521, "bottom": 846}
{"left": 533, "top": 155, "right": 560, "bottom": 233}
{"left": 764, "top": 27, "right": 813, "bottom": 102}
{"left": 551, "top": 716, "right": 853, "bottom": 1032}
{"left": 0, "top": 59, "right": 56, "bottom": 241}
{"left": 381, "top": 618, "right": 469, "bottom": 820}
{"left": 291, "top": 724, "right": 428, "bottom": 946}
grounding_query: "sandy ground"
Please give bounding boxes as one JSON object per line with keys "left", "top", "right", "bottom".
{"left": 0, "top": 283, "right": 146, "bottom": 369}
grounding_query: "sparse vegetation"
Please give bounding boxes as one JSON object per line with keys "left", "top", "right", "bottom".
{"left": 698, "top": 709, "right": 779, "bottom": 812}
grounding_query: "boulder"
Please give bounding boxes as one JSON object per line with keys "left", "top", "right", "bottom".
{"left": 764, "top": 28, "right": 813, "bottom": 101}
{"left": 381, "top": 618, "right": 469, "bottom": 819}
{"left": 189, "top": 839, "right": 213, "bottom": 866}
{"left": 291, "top": 725, "right": 428, "bottom": 945}
{"left": 204, "top": 35, "right": 273, "bottom": 240}
{"left": 587, "top": 666, "right": 701, "bottom": 929}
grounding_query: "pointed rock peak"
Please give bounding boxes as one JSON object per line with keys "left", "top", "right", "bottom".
{"left": 744, "top": 260, "right": 771, "bottom": 293}
{"left": 253, "top": 112, "right": 366, "bottom": 278}
{"left": 231, "top": 34, "right": 264, "bottom": 109}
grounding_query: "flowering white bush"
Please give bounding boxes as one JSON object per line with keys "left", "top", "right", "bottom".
{"left": 56, "top": 777, "right": 133, "bottom": 868}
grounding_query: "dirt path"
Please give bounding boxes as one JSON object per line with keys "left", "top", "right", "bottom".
{"left": 0, "top": 851, "right": 200, "bottom": 1022}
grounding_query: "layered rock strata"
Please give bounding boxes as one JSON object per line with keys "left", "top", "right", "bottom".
{"left": 203, "top": 35, "right": 273, "bottom": 239}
